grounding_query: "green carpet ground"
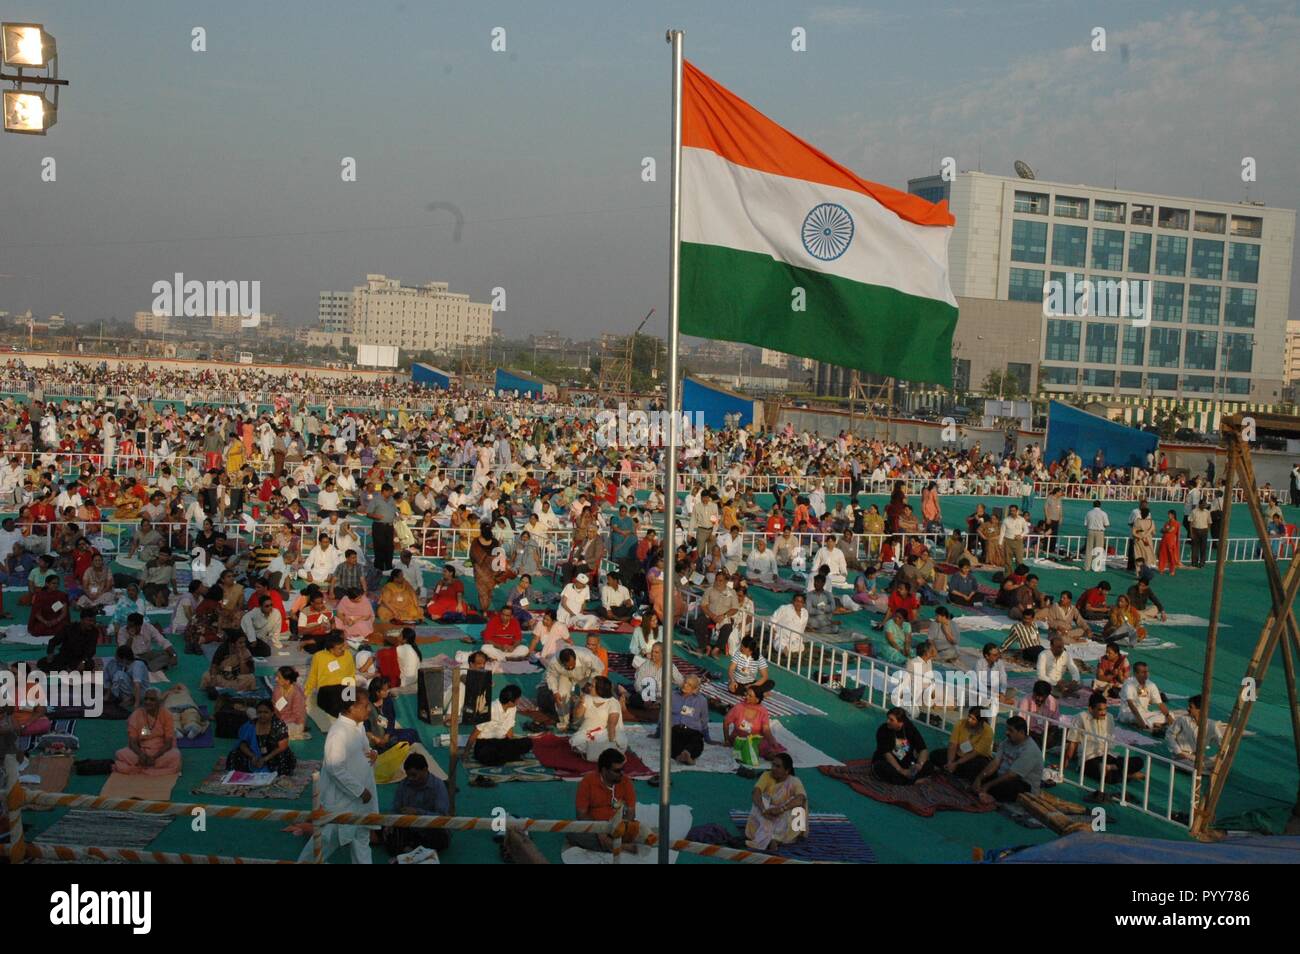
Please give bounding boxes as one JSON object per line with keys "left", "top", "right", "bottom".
{"left": 5, "top": 494, "right": 1297, "bottom": 864}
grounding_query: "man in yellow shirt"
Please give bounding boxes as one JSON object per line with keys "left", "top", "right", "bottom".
{"left": 305, "top": 633, "right": 357, "bottom": 732}
{"left": 931, "top": 707, "right": 994, "bottom": 782}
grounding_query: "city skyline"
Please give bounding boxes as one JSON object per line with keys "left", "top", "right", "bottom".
{"left": 1, "top": 1, "right": 1297, "bottom": 345}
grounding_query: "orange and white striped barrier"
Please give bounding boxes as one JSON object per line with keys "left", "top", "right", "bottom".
{"left": 20, "top": 843, "right": 294, "bottom": 864}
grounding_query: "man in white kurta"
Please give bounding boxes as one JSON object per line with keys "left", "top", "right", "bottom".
{"left": 298, "top": 693, "right": 378, "bottom": 864}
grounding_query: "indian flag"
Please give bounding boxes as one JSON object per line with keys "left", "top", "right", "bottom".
{"left": 680, "top": 61, "right": 958, "bottom": 387}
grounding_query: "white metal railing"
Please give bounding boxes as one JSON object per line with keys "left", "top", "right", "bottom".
{"left": 725, "top": 605, "right": 1197, "bottom": 829}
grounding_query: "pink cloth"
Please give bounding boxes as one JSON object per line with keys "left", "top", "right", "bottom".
{"left": 335, "top": 596, "right": 375, "bottom": 639}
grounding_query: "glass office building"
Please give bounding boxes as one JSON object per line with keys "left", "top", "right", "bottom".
{"left": 907, "top": 172, "right": 1294, "bottom": 404}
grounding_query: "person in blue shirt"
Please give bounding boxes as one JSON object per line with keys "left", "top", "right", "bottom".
{"left": 384, "top": 752, "right": 451, "bottom": 855}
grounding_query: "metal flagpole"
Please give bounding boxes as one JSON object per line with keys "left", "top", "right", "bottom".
{"left": 658, "top": 26, "right": 685, "bottom": 865}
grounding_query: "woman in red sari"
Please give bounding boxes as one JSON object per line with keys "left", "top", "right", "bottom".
{"left": 1158, "top": 508, "right": 1182, "bottom": 576}
{"left": 425, "top": 564, "right": 468, "bottom": 619}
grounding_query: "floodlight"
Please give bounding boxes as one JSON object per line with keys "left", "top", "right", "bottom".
{"left": 3, "top": 88, "right": 55, "bottom": 134}
{"left": 2, "top": 22, "right": 53, "bottom": 68}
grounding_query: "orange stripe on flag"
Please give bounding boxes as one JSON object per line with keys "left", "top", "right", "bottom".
{"left": 683, "top": 60, "right": 953, "bottom": 229}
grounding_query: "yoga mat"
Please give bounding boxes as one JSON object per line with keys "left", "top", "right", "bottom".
{"left": 34, "top": 810, "right": 174, "bottom": 850}
{"left": 530, "top": 732, "right": 655, "bottom": 779}
{"left": 728, "top": 810, "right": 877, "bottom": 863}
{"left": 819, "top": 760, "right": 996, "bottom": 817}
{"left": 461, "top": 745, "right": 558, "bottom": 784}
{"left": 99, "top": 771, "right": 180, "bottom": 802}
{"left": 770, "top": 721, "right": 843, "bottom": 768}
{"left": 191, "top": 757, "right": 321, "bottom": 799}
{"left": 623, "top": 725, "right": 738, "bottom": 774}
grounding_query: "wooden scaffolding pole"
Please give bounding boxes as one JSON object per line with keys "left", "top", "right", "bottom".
{"left": 1191, "top": 420, "right": 1300, "bottom": 837}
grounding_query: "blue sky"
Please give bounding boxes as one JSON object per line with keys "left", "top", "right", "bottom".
{"left": 2, "top": 0, "right": 1297, "bottom": 340}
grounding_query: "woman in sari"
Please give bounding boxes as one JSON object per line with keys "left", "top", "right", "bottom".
{"left": 335, "top": 585, "right": 375, "bottom": 642}
{"left": 200, "top": 631, "right": 257, "bottom": 692}
{"left": 216, "top": 569, "right": 246, "bottom": 632}
{"left": 1158, "top": 509, "right": 1182, "bottom": 576}
{"left": 226, "top": 700, "right": 296, "bottom": 776}
{"left": 184, "top": 584, "right": 224, "bottom": 652}
{"left": 978, "top": 513, "right": 1006, "bottom": 569}
{"left": 376, "top": 569, "right": 422, "bottom": 642}
{"left": 1102, "top": 593, "right": 1146, "bottom": 645}
{"left": 1092, "top": 641, "right": 1130, "bottom": 698}
{"left": 744, "top": 753, "right": 808, "bottom": 851}
{"left": 425, "top": 564, "right": 468, "bottom": 620}
{"left": 1130, "top": 507, "right": 1156, "bottom": 567}
{"left": 877, "top": 607, "right": 914, "bottom": 666}
{"left": 723, "top": 685, "right": 786, "bottom": 760}
{"left": 862, "top": 504, "right": 885, "bottom": 557}
{"left": 76, "top": 552, "right": 117, "bottom": 609}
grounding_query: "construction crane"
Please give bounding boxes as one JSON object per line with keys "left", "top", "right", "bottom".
{"left": 597, "top": 307, "right": 654, "bottom": 405}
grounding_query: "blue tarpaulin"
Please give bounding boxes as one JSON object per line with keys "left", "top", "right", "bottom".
{"left": 1045, "top": 400, "right": 1158, "bottom": 469}
{"left": 411, "top": 363, "right": 452, "bottom": 389}
{"left": 992, "top": 832, "right": 1300, "bottom": 864}
{"left": 494, "top": 368, "right": 552, "bottom": 398}
{"left": 682, "top": 377, "right": 758, "bottom": 429}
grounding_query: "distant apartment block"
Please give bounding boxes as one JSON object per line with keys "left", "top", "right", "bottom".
{"left": 342, "top": 274, "right": 493, "bottom": 354}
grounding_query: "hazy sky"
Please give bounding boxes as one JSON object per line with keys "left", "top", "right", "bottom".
{"left": 2, "top": 0, "right": 1297, "bottom": 343}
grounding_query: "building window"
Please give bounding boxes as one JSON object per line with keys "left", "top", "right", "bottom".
{"left": 1055, "top": 195, "right": 1089, "bottom": 219}
{"left": 1082, "top": 368, "right": 1115, "bottom": 389}
{"left": 1051, "top": 224, "right": 1088, "bottom": 268}
{"left": 1194, "top": 211, "right": 1226, "bottom": 234}
{"left": 1222, "top": 376, "right": 1251, "bottom": 395}
{"left": 1090, "top": 228, "right": 1125, "bottom": 271}
{"left": 1224, "top": 287, "right": 1256, "bottom": 327}
{"left": 1148, "top": 372, "right": 1178, "bottom": 391}
{"left": 1221, "top": 332, "right": 1254, "bottom": 373}
{"left": 1122, "top": 325, "right": 1146, "bottom": 366}
{"left": 1014, "top": 190, "right": 1048, "bottom": 215}
{"left": 912, "top": 185, "right": 948, "bottom": 205}
{"left": 1149, "top": 328, "right": 1181, "bottom": 368}
{"left": 1041, "top": 366, "right": 1078, "bottom": 387}
{"left": 1094, "top": 200, "right": 1126, "bottom": 223}
{"left": 1186, "top": 285, "right": 1221, "bottom": 325}
{"left": 1011, "top": 220, "right": 1048, "bottom": 264}
{"left": 1006, "top": 363, "right": 1032, "bottom": 394}
{"left": 1127, "top": 232, "right": 1151, "bottom": 273}
{"left": 1045, "top": 319, "right": 1081, "bottom": 361}
{"left": 1182, "top": 375, "right": 1215, "bottom": 394}
{"left": 1189, "top": 239, "right": 1224, "bottom": 281}
{"left": 1227, "top": 243, "right": 1260, "bottom": 283}
{"left": 1008, "top": 267, "right": 1044, "bottom": 302}
{"left": 1084, "top": 323, "right": 1118, "bottom": 364}
{"left": 1230, "top": 215, "right": 1262, "bottom": 238}
{"left": 1183, "top": 330, "right": 1218, "bottom": 370}
{"left": 1154, "top": 235, "right": 1188, "bottom": 276}
{"left": 1130, "top": 204, "right": 1154, "bottom": 227}
{"left": 1158, "top": 207, "right": 1189, "bottom": 230}
{"left": 1151, "top": 282, "right": 1184, "bottom": 323}
{"left": 953, "top": 358, "right": 971, "bottom": 392}
{"left": 1119, "top": 370, "right": 1143, "bottom": 389}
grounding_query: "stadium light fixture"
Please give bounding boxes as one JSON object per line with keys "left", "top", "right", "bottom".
{"left": 2, "top": 22, "right": 53, "bottom": 67}
{"left": 3, "top": 87, "right": 54, "bottom": 134}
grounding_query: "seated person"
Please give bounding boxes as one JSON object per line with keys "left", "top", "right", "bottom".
{"left": 745, "top": 537, "right": 779, "bottom": 584}
{"left": 728, "top": 636, "right": 774, "bottom": 696}
{"left": 295, "top": 590, "right": 335, "bottom": 649}
{"left": 975, "top": 642, "right": 1013, "bottom": 709}
{"left": 998, "top": 606, "right": 1044, "bottom": 664}
{"left": 112, "top": 689, "right": 182, "bottom": 776}
{"left": 1064, "top": 692, "right": 1145, "bottom": 783}
{"left": 744, "top": 752, "right": 808, "bottom": 851}
{"left": 723, "top": 685, "right": 786, "bottom": 760}
{"left": 628, "top": 611, "right": 661, "bottom": 669}
{"left": 28, "top": 574, "right": 70, "bottom": 639}
{"left": 629, "top": 641, "right": 683, "bottom": 709}
{"left": 927, "top": 606, "right": 961, "bottom": 664}
{"left": 946, "top": 559, "right": 983, "bottom": 607}
{"left": 425, "top": 564, "right": 469, "bottom": 620}
{"left": 567, "top": 748, "right": 637, "bottom": 854}
{"left": 570, "top": 675, "right": 630, "bottom": 762}
{"left": 931, "top": 706, "right": 994, "bottom": 781}
{"left": 38, "top": 605, "right": 101, "bottom": 672}
{"left": 973, "top": 715, "right": 1042, "bottom": 802}
{"left": 377, "top": 569, "right": 424, "bottom": 638}
{"left": 334, "top": 585, "right": 376, "bottom": 643}
{"left": 272, "top": 665, "right": 308, "bottom": 739}
{"left": 1166, "top": 693, "right": 1222, "bottom": 765}
{"left": 75, "top": 552, "right": 117, "bottom": 609}
{"left": 1036, "top": 634, "right": 1082, "bottom": 694}
{"left": 200, "top": 633, "right": 258, "bottom": 694}
{"left": 1091, "top": 641, "right": 1130, "bottom": 698}
{"left": 225, "top": 699, "right": 297, "bottom": 776}
{"left": 667, "top": 675, "right": 711, "bottom": 766}
{"left": 465, "top": 684, "right": 532, "bottom": 766}
{"left": 848, "top": 569, "right": 888, "bottom": 613}
{"left": 1118, "top": 661, "right": 1171, "bottom": 732}
{"left": 480, "top": 604, "right": 528, "bottom": 665}
{"left": 600, "top": 569, "right": 635, "bottom": 620}
{"left": 118, "top": 612, "right": 178, "bottom": 672}
{"left": 877, "top": 608, "right": 914, "bottom": 666}
{"left": 103, "top": 645, "right": 150, "bottom": 713}
{"left": 693, "top": 572, "right": 740, "bottom": 658}
{"left": 1042, "top": 590, "right": 1089, "bottom": 642}
{"left": 805, "top": 571, "right": 846, "bottom": 635}
{"left": 528, "top": 608, "right": 573, "bottom": 659}
{"left": 1101, "top": 594, "right": 1146, "bottom": 646}
{"left": 1017, "top": 680, "right": 1062, "bottom": 748}
{"left": 384, "top": 752, "right": 452, "bottom": 856}
{"left": 872, "top": 706, "right": 934, "bottom": 785}
{"left": 537, "top": 646, "right": 603, "bottom": 731}
{"left": 584, "top": 633, "right": 610, "bottom": 676}
{"left": 304, "top": 633, "right": 357, "bottom": 730}
{"left": 557, "top": 571, "right": 601, "bottom": 632}
{"left": 1079, "top": 581, "right": 1112, "bottom": 621}
{"left": 1126, "top": 579, "right": 1167, "bottom": 622}
{"left": 365, "top": 675, "right": 420, "bottom": 751}
{"left": 1007, "top": 574, "right": 1048, "bottom": 621}
{"left": 770, "top": 592, "right": 808, "bottom": 657}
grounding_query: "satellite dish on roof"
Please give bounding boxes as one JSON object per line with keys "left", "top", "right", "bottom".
{"left": 1014, "top": 160, "right": 1037, "bottom": 180}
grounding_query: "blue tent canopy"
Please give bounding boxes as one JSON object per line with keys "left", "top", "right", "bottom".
{"left": 1044, "top": 400, "right": 1158, "bottom": 469}
{"left": 494, "top": 368, "right": 544, "bottom": 397}
{"left": 682, "top": 377, "right": 757, "bottom": 429}
{"left": 411, "top": 363, "right": 452, "bottom": 389}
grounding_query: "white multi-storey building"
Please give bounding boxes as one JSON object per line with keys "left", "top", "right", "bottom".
{"left": 909, "top": 171, "right": 1295, "bottom": 405}
{"left": 318, "top": 292, "right": 352, "bottom": 334}
{"left": 345, "top": 274, "right": 492, "bottom": 354}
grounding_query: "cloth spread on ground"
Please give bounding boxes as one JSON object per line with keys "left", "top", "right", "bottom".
{"left": 530, "top": 732, "right": 655, "bottom": 779}
{"left": 33, "top": 809, "right": 174, "bottom": 850}
{"left": 727, "top": 810, "right": 876, "bottom": 863}
{"left": 191, "top": 757, "right": 320, "bottom": 799}
{"left": 99, "top": 770, "right": 179, "bottom": 802}
{"left": 560, "top": 802, "right": 692, "bottom": 865}
{"left": 819, "top": 760, "right": 997, "bottom": 817}
{"left": 461, "top": 744, "right": 557, "bottom": 783}
{"left": 24, "top": 754, "right": 74, "bottom": 800}
{"left": 623, "top": 724, "right": 739, "bottom": 773}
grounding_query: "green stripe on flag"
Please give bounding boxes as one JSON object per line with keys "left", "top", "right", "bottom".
{"left": 680, "top": 242, "right": 957, "bottom": 387}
